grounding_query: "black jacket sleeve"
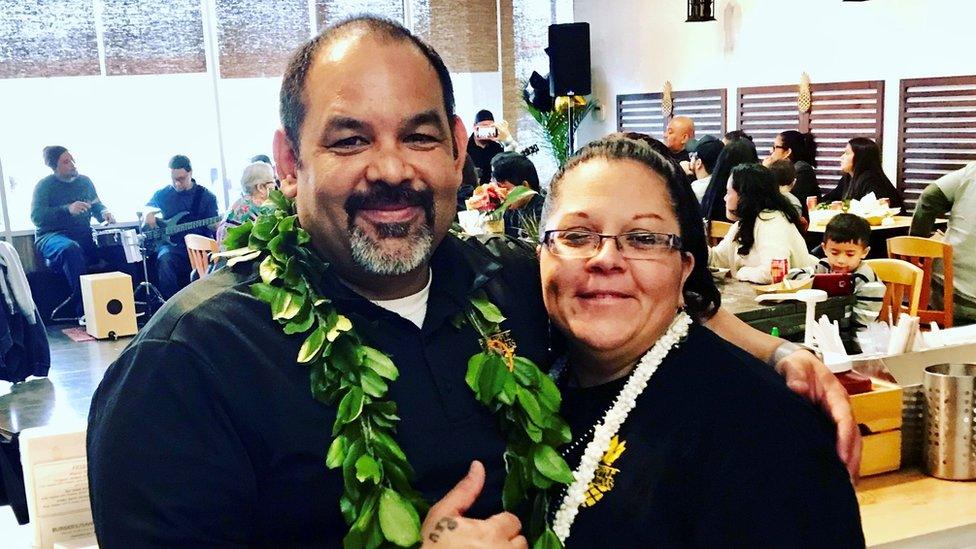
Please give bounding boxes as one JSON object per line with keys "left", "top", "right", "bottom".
{"left": 822, "top": 174, "right": 848, "bottom": 203}
{"left": 690, "top": 395, "right": 865, "bottom": 548}
{"left": 87, "top": 339, "right": 256, "bottom": 548}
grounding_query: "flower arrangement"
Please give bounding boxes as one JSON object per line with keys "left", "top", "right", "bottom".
{"left": 459, "top": 184, "right": 538, "bottom": 235}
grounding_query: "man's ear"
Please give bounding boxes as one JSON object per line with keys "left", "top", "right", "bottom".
{"left": 452, "top": 115, "right": 468, "bottom": 170}
{"left": 273, "top": 128, "right": 299, "bottom": 199}
{"left": 862, "top": 245, "right": 871, "bottom": 259}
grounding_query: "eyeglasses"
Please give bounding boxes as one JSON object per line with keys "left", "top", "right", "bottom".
{"left": 542, "top": 230, "right": 683, "bottom": 260}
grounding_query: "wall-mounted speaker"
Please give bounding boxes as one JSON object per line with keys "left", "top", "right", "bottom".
{"left": 548, "top": 23, "right": 591, "bottom": 97}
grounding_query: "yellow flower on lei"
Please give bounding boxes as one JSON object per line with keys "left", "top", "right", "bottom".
{"left": 582, "top": 435, "right": 626, "bottom": 508}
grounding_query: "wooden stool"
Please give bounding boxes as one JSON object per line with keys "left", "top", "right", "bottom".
{"left": 80, "top": 272, "right": 137, "bottom": 339}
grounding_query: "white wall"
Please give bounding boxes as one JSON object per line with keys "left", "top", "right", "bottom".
{"left": 575, "top": 0, "right": 976, "bottom": 178}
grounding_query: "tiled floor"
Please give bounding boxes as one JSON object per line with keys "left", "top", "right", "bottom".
{"left": 0, "top": 324, "right": 129, "bottom": 547}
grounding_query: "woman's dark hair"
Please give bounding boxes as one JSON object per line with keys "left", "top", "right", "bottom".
{"left": 729, "top": 163, "right": 803, "bottom": 256}
{"left": 700, "top": 139, "right": 759, "bottom": 221}
{"left": 618, "top": 132, "right": 686, "bottom": 177}
{"left": 491, "top": 152, "right": 540, "bottom": 192}
{"left": 540, "top": 136, "right": 721, "bottom": 321}
{"left": 848, "top": 137, "right": 884, "bottom": 179}
{"left": 778, "top": 130, "right": 818, "bottom": 167}
{"left": 725, "top": 129, "right": 753, "bottom": 142}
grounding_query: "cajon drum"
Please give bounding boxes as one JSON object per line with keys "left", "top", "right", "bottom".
{"left": 80, "top": 272, "right": 137, "bottom": 339}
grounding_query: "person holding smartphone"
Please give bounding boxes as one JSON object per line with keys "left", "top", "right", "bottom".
{"left": 466, "top": 109, "right": 519, "bottom": 183}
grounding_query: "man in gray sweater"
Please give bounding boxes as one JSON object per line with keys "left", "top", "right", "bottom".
{"left": 31, "top": 145, "right": 120, "bottom": 321}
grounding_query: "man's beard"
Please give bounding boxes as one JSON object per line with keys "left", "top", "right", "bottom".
{"left": 345, "top": 182, "right": 436, "bottom": 276}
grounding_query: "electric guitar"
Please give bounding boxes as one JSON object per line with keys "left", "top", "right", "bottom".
{"left": 142, "top": 211, "right": 222, "bottom": 247}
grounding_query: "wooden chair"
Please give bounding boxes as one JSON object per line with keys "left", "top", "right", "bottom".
{"left": 184, "top": 234, "right": 218, "bottom": 280}
{"left": 864, "top": 258, "right": 924, "bottom": 325}
{"left": 708, "top": 221, "right": 732, "bottom": 246}
{"left": 887, "top": 236, "right": 954, "bottom": 328}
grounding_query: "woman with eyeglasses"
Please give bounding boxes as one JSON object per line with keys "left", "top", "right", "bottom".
{"left": 823, "top": 137, "right": 902, "bottom": 209}
{"left": 708, "top": 163, "right": 817, "bottom": 284}
{"left": 536, "top": 137, "right": 863, "bottom": 547}
{"left": 216, "top": 161, "right": 278, "bottom": 248}
{"left": 764, "top": 130, "right": 821, "bottom": 219}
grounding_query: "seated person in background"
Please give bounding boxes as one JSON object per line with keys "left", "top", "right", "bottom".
{"left": 709, "top": 163, "right": 817, "bottom": 283}
{"left": 723, "top": 129, "right": 753, "bottom": 145}
{"left": 31, "top": 145, "right": 121, "bottom": 321}
{"left": 789, "top": 214, "right": 885, "bottom": 327}
{"left": 910, "top": 161, "right": 976, "bottom": 323}
{"left": 466, "top": 109, "right": 518, "bottom": 183}
{"left": 663, "top": 115, "right": 696, "bottom": 166}
{"left": 144, "top": 155, "right": 218, "bottom": 299}
{"left": 490, "top": 151, "right": 544, "bottom": 240}
{"left": 763, "top": 130, "right": 820, "bottom": 219}
{"left": 824, "top": 137, "right": 902, "bottom": 208}
{"left": 216, "top": 162, "right": 277, "bottom": 248}
{"left": 689, "top": 135, "right": 724, "bottom": 206}
{"left": 768, "top": 159, "right": 804, "bottom": 218}
{"left": 700, "top": 139, "right": 759, "bottom": 222}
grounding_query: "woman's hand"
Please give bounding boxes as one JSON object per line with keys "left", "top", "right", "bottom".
{"left": 421, "top": 461, "right": 528, "bottom": 548}
{"left": 776, "top": 348, "right": 862, "bottom": 483}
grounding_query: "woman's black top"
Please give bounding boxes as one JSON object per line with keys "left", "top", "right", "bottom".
{"left": 557, "top": 323, "right": 864, "bottom": 548}
{"left": 824, "top": 171, "right": 903, "bottom": 209}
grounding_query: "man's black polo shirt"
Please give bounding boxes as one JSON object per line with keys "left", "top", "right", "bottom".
{"left": 87, "top": 235, "right": 548, "bottom": 547}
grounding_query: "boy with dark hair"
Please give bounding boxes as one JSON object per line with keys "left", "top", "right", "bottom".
{"left": 769, "top": 159, "right": 803, "bottom": 217}
{"left": 789, "top": 213, "right": 886, "bottom": 326}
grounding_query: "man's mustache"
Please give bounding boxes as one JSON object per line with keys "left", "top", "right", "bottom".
{"left": 344, "top": 182, "right": 435, "bottom": 224}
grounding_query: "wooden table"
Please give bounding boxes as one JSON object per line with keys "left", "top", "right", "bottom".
{"left": 857, "top": 468, "right": 976, "bottom": 547}
{"left": 807, "top": 216, "right": 924, "bottom": 234}
{"left": 716, "top": 276, "right": 853, "bottom": 338}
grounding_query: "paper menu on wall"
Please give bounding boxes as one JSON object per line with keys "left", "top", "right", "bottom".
{"left": 19, "top": 424, "right": 95, "bottom": 549}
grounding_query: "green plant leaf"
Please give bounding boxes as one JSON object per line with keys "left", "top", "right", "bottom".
{"left": 537, "top": 375, "right": 562, "bottom": 413}
{"left": 363, "top": 347, "right": 398, "bottom": 380}
{"left": 360, "top": 368, "right": 388, "bottom": 398}
{"left": 327, "top": 315, "right": 353, "bottom": 342}
{"left": 283, "top": 299, "right": 315, "bottom": 334}
{"left": 250, "top": 282, "right": 277, "bottom": 304}
{"left": 326, "top": 435, "right": 346, "bottom": 469}
{"left": 469, "top": 294, "right": 505, "bottom": 324}
{"left": 268, "top": 234, "right": 287, "bottom": 262}
{"left": 532, "top": 444, "right": 574, "bottom": 484}
{"left": 259, "top": 255, "right": 279, "bottom": 283}
{"left": 297, "top": 326, "right": 327, "bottom": 363}
{"left": 267, "top": 189, "right": 290, "bottom": 210}
{"left": 477, "top": 357, "right": 508, "bottom": 403}
{"left": 378, "top": 488, "right": 421, "bottom": 547}
{"left": 223, "top": 220, "right": 253, "bottom": 250}
{"left": 516, "top": 387, "right": 544, "bottom": 427}
{"left": 355, "top": 454, "right": 381, "bottom": 483}
{"left": 252, "top": 215, "right": 277, "bottom": 241}
{"left": 498, "top": 377, "right": 517, "bottom": 405}
{"left": 532, "top": 527, "right": 563, "bottom": 549}
{"left": 502, "top": 455, "right": 525, "bottom": 511}
{"left": 513, "top": 356, "right": 540, "bottom": 388}
{"left": 465, "top": 353, "right": 486, "bottom": 394}
{"left": 337, "top": 387, "right": 365, "bottom": 426}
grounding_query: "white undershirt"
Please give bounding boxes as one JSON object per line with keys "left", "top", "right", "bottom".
{"left": 368, "top": 269, "right": 433, "bottom": 329}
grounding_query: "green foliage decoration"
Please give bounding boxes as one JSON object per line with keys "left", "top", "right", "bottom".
{"left": 220, "top": 190, "right": 572, "bottom": 548}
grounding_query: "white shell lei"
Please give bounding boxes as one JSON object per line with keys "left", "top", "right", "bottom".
{"left": 552, "top": 311, "right": 692, "bottom": 544}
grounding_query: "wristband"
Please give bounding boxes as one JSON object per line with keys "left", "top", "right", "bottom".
{"left": 768, "top": 341, "right": 803, "bottom": 370}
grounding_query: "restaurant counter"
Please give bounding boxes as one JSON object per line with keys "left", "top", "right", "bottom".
{"left": 858, "top": 468, "right": 976, "bottom": 547}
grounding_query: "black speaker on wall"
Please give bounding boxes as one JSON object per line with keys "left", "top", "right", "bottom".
{"left": 547, "top": 22, "right": 591, "bottom": 97}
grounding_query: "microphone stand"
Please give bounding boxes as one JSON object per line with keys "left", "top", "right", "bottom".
{"left": 132, "top": 211, "right": 165, "bottom": 321}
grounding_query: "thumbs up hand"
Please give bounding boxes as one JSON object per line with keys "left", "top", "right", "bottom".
{"left": 420, "top": 461, "right": 528, "bottom": 548}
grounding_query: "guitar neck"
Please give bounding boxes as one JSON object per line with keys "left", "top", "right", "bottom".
{"left": 165, "top": 215, "right": 221, "bottom": 236}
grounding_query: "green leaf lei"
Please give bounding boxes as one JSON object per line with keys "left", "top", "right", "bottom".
{"left": 220, "top": 190, "right": 571, "bottom": 549}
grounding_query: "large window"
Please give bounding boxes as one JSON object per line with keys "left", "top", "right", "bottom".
{"left": 0, "top": 0, "right": 569, "bottom": 234}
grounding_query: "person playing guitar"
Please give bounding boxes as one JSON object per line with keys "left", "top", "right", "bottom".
{"left": 144, "top": 155, "right": 219, "bottom": 299}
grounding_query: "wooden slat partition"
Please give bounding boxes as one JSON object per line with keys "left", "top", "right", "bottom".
{"left": 897, "top": 75, "right": 976, "bottom": 211}
{"left": 807, "top": 80, "right": 885, "bottom": 194}
{"left": 737, "top": 80, "right": 884, "bottom": 195}
{"left": 617, "top": 88, "right": 727, "bottom": 138}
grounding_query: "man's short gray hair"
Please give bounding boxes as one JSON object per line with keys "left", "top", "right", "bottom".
{"left": 240, "top": 161, "right": 275, "bottom": 196}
